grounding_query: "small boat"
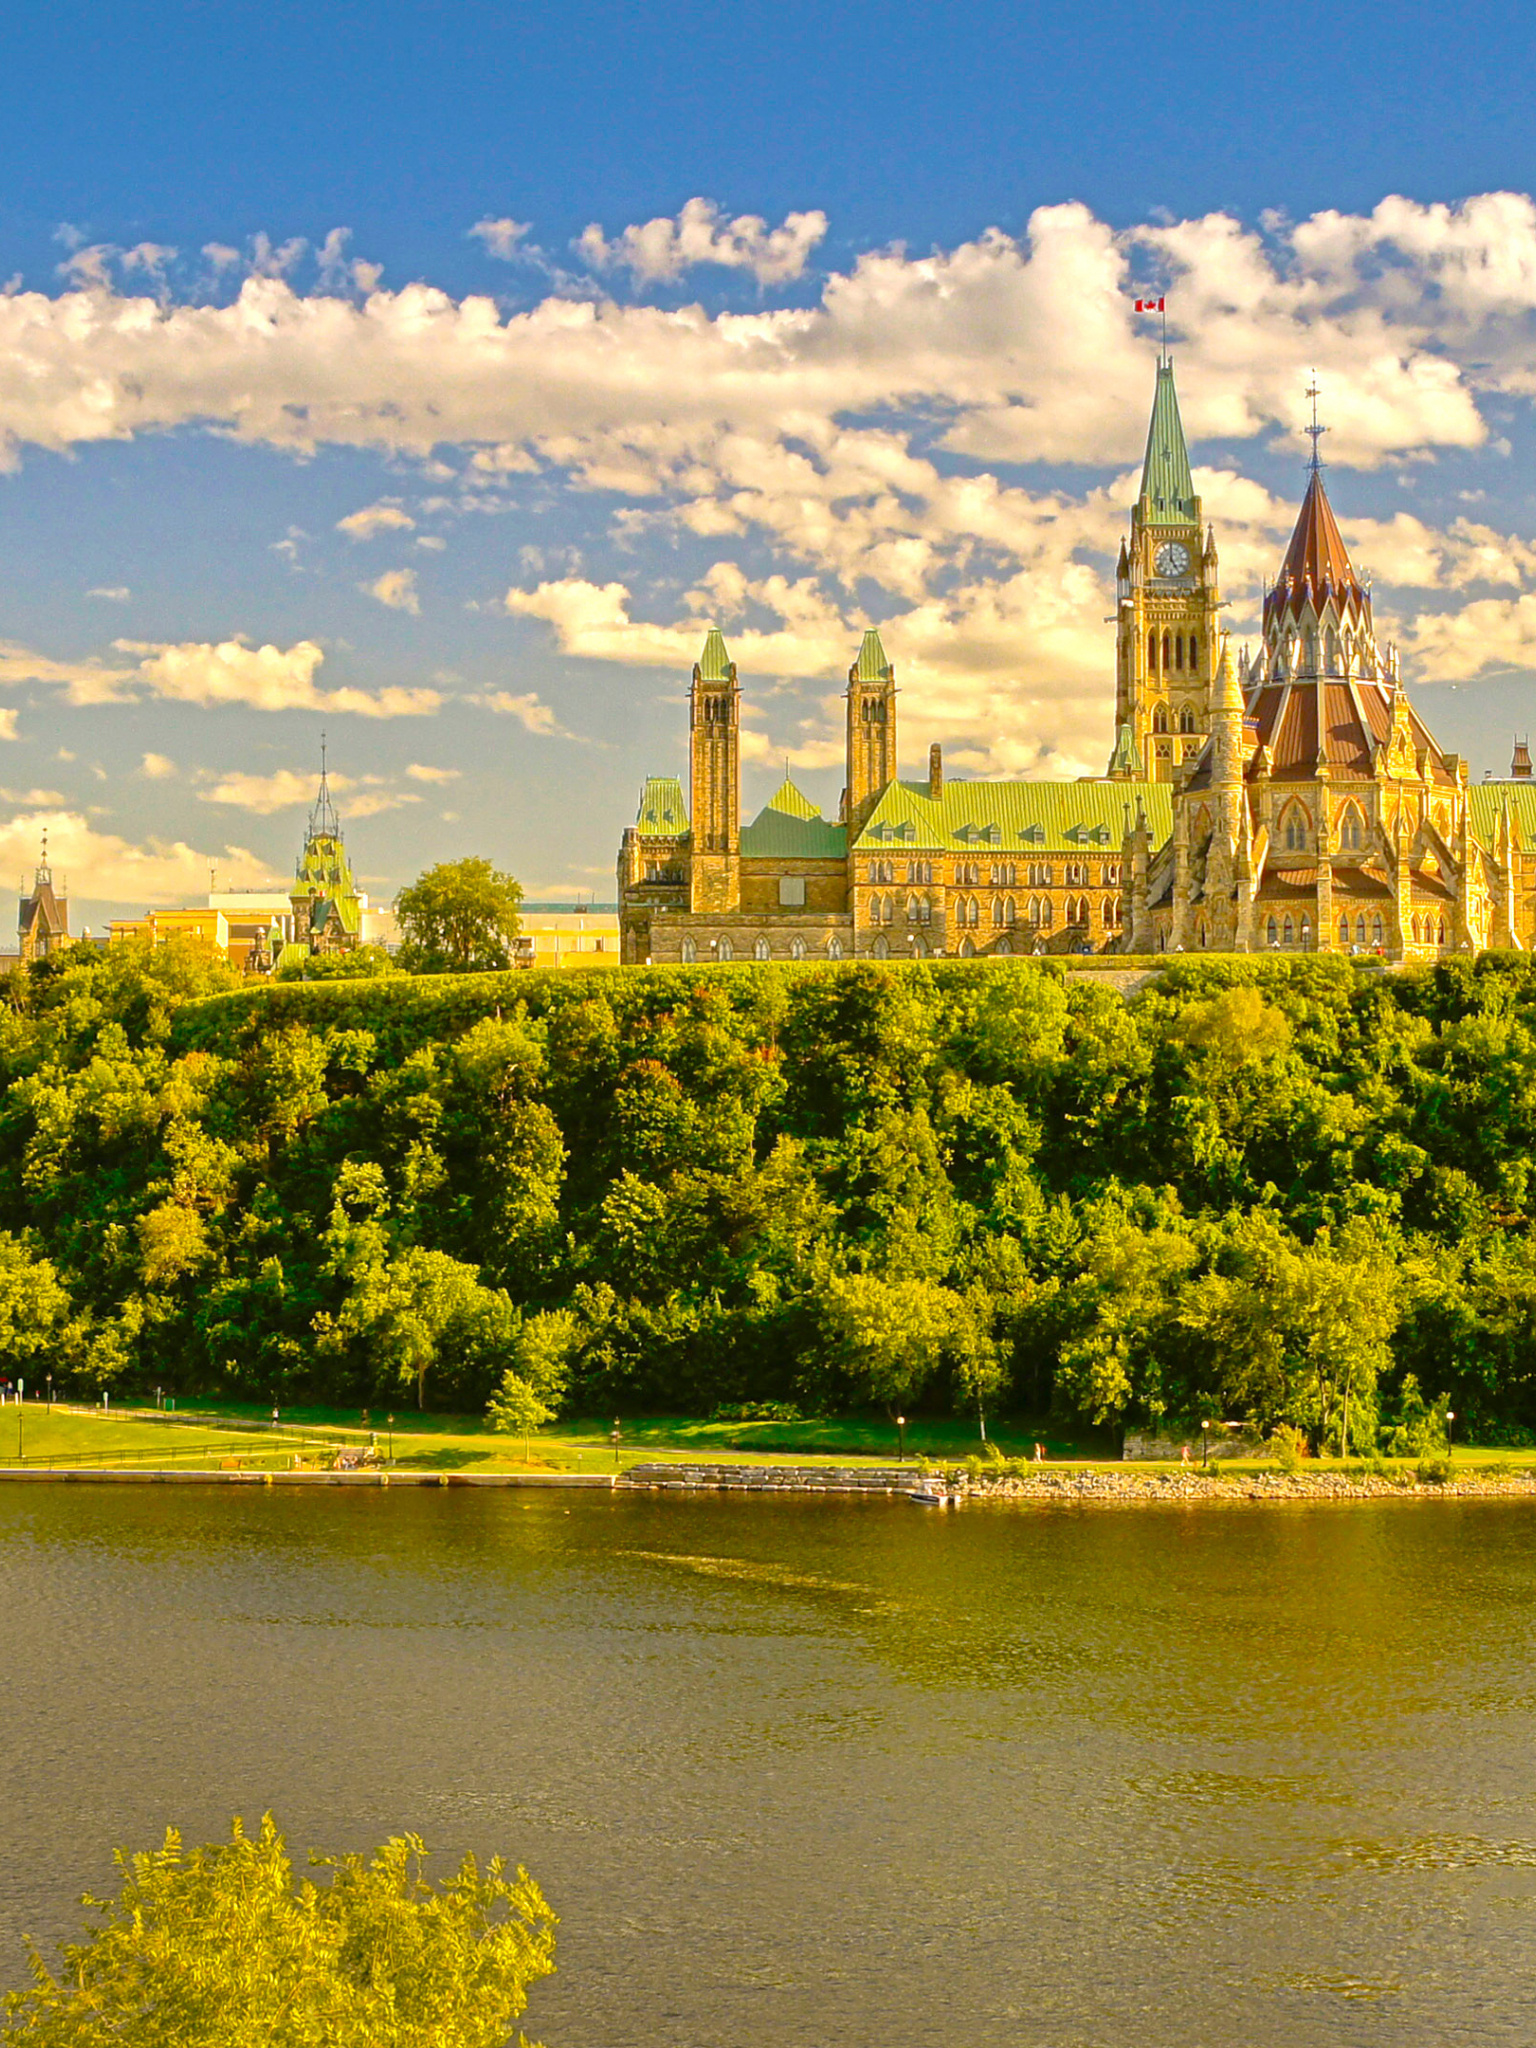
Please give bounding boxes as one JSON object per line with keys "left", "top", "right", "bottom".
{"left": 906, "top": 1481, "right": 952, "bottom": 1505}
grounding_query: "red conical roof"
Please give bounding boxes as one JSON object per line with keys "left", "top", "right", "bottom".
{"left": 1272, "top": 469, "right": 1364, "bottom": 609}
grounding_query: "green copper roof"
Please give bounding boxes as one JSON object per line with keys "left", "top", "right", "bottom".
{"left": 852, "top": 628, "right": 893, "bottom": 682}
{"left": 1139, "top": 359, "right": 1197, "bottom": 526}
{"left": 1107, "top": 721, "right": 1144, "bottom": 776}
{"left": 762, "top": 777, "right": 821, "bottom": 820}
{"left": 697, "top": 627, "right": 733, "bottom": 682}
{"left": 853, "top": 776, "right": 1172, "bottom": 855}
{"left": 1470, "top": 781, "right": 1536, "bottom": 849}
{"left": 741, "top": 784, "right": 846, "bottom": 859}
{"left": 636, "top": 776, "right": 688, "bottom": 834}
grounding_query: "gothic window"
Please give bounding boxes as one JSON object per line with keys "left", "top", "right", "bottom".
{"left": 872, "top": 934, "right": 889, "bottom": 958}
{"left": 909, "top": 933, "right": 926, "bottom": 958}
{"left": 1356, "top": 913, "right": 1367, "bottom": 945}
{"left": 1105, "top": 862, "right": 1122, "bottom": 885}
{"left": 1027, "top": 897, "right": 1041, "bottom": 927}
{"left": 906, "top": 860, "right": 932, "bottom": 885}
{"left": 1179, "top": 705, "right": 1195, "bottom": 733}
{"left": 1174, "top": 635, "right": 1184, "bottom": 671}
{"left": 990, "top": 862, "right": 1016, "bottom": 887}
{"left": 995, "top": 938, "right": 1012, "bottom": 956}
{"left": 1065, "top": 861, "right": 1086, "bottom": 887}
{"left": 1005, "top": 897, "right": 1017, "bottom": 926}
{"left": 1163, "top": 630, "right": 1172, "bottom": 670}
{"left": 968, "top": 896, "right": 980, "bottom": 927}
{"left": 1189, "top": 633, "right": 1200, "bottom": 670}
{"left": 1267, "top": 917, "right": 1279, "bottom": 947}
{"left": 1283, "top": 915, "right": 1295, "bottom": 946}
{"left": 1105, "top": 896, "right": 1122, "bottom": 928}
{"left": 1372, "top": 915, "right": 1384, "bottom": 947}
{"left": 1153, "top": 704, "right": 1169, "bottom": 735}
{"left": 754, "top": 937, "right": 771, "bottom": 961}
{"left": 906, "top": 894, "right": 920, "bottom": 923}
{"left": 1281, "top": 804, "right": 1308, "bottom": 853}
{"left": 681, "top": 938, "right": 697, "bottom": 963}
{"left": 992, "top": 896, "right": 1005, "bottom": 927}
{"left": 827, "top": 936, "right": 844, "bottom": 960}
{"left": 716, "top": 937, "right": 733, "bottom": 961}
{"left": 1339, "top": 805, "right": 1363, "bottom": 852}
{"left": 1148, "top": 629, "right": 1158, "bottom": 672}
{"left": 791, "top": 937, "right": 806, "bottom": 960}
{"left": 1300, "top": 916, "right": 1311, "bottom": 948}
{"left": 1326, "top": 629, "right": 1340, "bottom": 674}
{"left": 920, "top": 897, "right": 932, "bottom": 926}
{"left": 1438, "top": 916, "right": 1446, "bottom": 945}
{"left": 883, "top": 895, "right": 894, "bottom": 924}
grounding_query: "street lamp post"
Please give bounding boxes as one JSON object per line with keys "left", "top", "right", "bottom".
{"left": 896, "top": 1414, "right": 906, "bottom": 1462}
{"left": 612, "top": 1419, "right": 622, "bottom": 1470}
{"left": 46, "top": 1374, "right": 52, "bottom": 1412}
{"left": 387, "top": 1414, "right": 394, "bottom": 1467}
{"left": 1201, "top": 1418, "right": 1211, "bottom": 1468}
{"left": 1446, "top": 1409, "right": 1456, "bottom": 1462}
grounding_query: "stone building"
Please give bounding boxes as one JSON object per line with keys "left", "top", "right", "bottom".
{"left": 618, "top": 356, "right": 1536, "bottom": 965}
{"left": 16, "top": 835, "right": 69, "bottom": 964}
{"left": 290, "top": 753, "right": 364, "bottom": 957}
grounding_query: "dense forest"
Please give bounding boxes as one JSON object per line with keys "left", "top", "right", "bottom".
{"left": 4, "top": 941, "right": 1536, "bottom": 1448}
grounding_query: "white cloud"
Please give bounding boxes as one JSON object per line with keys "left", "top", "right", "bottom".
{"left": 469, "top": 218, "right": 531, "bottom": 261}
{"left": 476, "top": 689, "right": 570, "bottom": 737}
{"left": 0, "top": 785, "right": 64, "bottom": 803}
{"left": 113, "top": 637, "right": 440, "bottom": 717}
{"left": 576, "top": 197, "right": 829, "bottom": 286}
{"left": 415, "top": 534, "right": 447, "bottom": 551}
{"left": 0, "top": 808, "right": 270, "bottom": 910}
{"left": 196, "top": 766, "right": 422, "bottom": 817}
{"left": 363, "top": 568, "right": 420, "bottom": 613}
{"left": 139, "top": 752, "right": 176, "bottom": 779}
{"left": 0, "top": 709, "right": 17, "bottom": 741}
{"left": 405, "top": 762, "right": 460, "bottom": 783}
{"left": 337, "top": 501, "right": 415, "bottom": 540}
{"left": 87, "top": 584, "right": 131, "bottom": 602}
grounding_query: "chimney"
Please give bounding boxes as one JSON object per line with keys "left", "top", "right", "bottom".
{"left": 928, "top": 742, "right": 943, "bottom": 801}
{"left": 1513, "top": 736, "right": 1533, "bottom": 780}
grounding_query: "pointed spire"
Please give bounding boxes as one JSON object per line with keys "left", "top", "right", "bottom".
{"left": 1274, "top": 468, "right": 1363, "bottom": 609}
{"left": 851, "top": 627, "right": 893, "bottom": 683}
{"left": 1212, "top": 634, "right": 1244, "bottom": 716}
{"left": 308, "top": 731, "right": 342, "bottom": 842}
{"left": 696, "top": 627, "right": 733, "bottom": 682}
{"left": 1138, "top": 359, "right": 1196, "bottom": 525}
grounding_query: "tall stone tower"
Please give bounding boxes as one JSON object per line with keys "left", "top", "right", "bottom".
{"left": 1108, "top": 357, "right": 1222, "bottom": 782}
{"left": 844, "top": 627, "right": 897, "bottom": 834}
{"left": 688, "top": 626, "right": 741, "bottom": 914}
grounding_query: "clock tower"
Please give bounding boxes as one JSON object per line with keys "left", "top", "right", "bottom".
{"left": 1108, "top": 356, "right": 1222, "bottom": 783}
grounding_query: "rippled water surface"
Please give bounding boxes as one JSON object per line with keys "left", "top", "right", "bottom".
{"left": 2, "top": 1486, "right": 1534, "bottom": 2045}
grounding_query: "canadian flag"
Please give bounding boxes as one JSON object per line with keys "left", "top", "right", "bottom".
{"left": 1134, "top": 296, "right": 1165, "bottom": 313}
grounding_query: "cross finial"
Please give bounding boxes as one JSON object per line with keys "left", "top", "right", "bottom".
{"left": 1305, "top": 372, "right": 1327, "bottom": 473}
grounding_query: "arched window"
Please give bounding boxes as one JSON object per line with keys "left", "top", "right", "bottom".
{"left": 1267, "top": 917, "right": 1279, "bottom": 947}
{"left": 959, "top": 936, "right": 975, "bottom": 958}
{"left": 1174, "top": 634, "right": 1184, "bottom": 671}
{"left": 920, "top": 898, "right": 932, "bottom": 927}
{"left": 1411, "top": 913, "right": 1422, "bottom": 943}
{"left": 1437, "top": 916, "right": 1447, "bottom": 945}
{"left": 909, "top": 934, "right": 926, "bottom": 958}
{"left": 716, "top": 936, "right": 733, "bottom": 962}
{"left": 790, "top": 936, "right": 806, "bottom": 960}
{"left": 1179, "top": 704, "right": 1195, "bottom": 734}
{"left": 868, "top": 892, "right": 881, "bottom": 925}
{"left": 1189, "top": 633, "right": 1200, "bottom": 670}
{"left": 1027, "top": 896, "right": 1041, "bottom": 927}
{"left": 883, "top": 894, "right": 894, "bottom": 924}
{"left": 1105, "top": 896, "right": 1121, "bottom": 928}
{"left": 906, "top": 894, "right": 920, "bottom": 923}
{"left": 1304, "top": 630, "right": 1318, "bottom": 673}
{"left": 1148, "top": 628, "right": 1159, "bottom": 672}
{"left": 1300, "top": 916, "right": 1311, "bottom": 948}
{"left": 1326, "top": 628, "right": 1340, "bottom": 674}
{"left": 1282, "top": 805, "right": 1308, "bottom": 853}
{"left": 1004, "top": 897, "right": 1017, "bottom": 926}
{"left": 872, "top": 934, "right": 889, "bottom": 959}
{"left": 1162, "top": 630, "right": 1172, "bottom": 670}
{"left": 1281, "top": 914, "right": 1293, "bottom": 946}
{"left": 969, "top": 896, "right": 981, "bottom": 927}
{"left": 754, "top": 937, "right": 771, "bottom": 961}
{"left": 1040, "top": 898, "right": 1053, "bottom": 927}
{"left": 1371, "top": 915, "right": 1384, "bottom": 947}
{"left": 827, "top": 936, "right": 844, "bottom": 960}
{"left": 681, "top": 938, "right": 697, "bottom": 963}
{"left": 995, "top": 938, "right": 1012, "bottom": 957}
{"left": 1339, "top": 913, "right": 1350, "bottom": 945}
{"left": 1356, "top": 913, "right": 1367, "bottom": 946}
{"left": 1338, "top": 805, "right": 1363, "bottom": 853}
{"left": 1153, "top": 704, "right": 1170, "bottom": 734}
{"left": 992, "top": 895, "right": 1005, "bottom": 928}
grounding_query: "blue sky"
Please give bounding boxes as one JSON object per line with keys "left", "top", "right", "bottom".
{"left": 6, "top": 0, "right": 1536, "bottom": 926}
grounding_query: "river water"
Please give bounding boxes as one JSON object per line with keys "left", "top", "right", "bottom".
{"left": 1, "top": 1485, "right": 1533, "bottom": 2046}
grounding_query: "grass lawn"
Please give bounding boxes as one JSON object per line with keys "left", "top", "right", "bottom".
{"left": 3, "top": 1400, "right": 1530, "bottom": 1480}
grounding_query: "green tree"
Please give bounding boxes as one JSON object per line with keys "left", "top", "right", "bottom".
{"left": 0, "top": 1813, "right": 556, "bottom": 2048}
{"left": 275, "top": 944, "right": 402, "bottom": 982}
{"left": 0, "top": 1235, "right": 69, "bottom": 1371}
{"left": 395, "top": 860, "right": 523, "bottom": 975}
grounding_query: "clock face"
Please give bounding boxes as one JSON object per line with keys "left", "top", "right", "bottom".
{"left": 1154, "top": 541, "right": 1191, "bottom": 577}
